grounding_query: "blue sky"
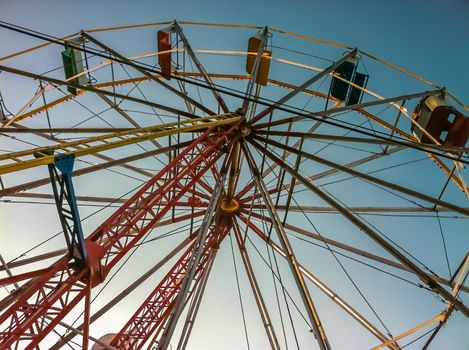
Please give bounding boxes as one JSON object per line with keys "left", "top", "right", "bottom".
{"left": 1, "top": 1, "right": 468, "bottom": 349}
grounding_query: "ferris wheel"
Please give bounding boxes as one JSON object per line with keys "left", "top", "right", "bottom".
{"left": 0, "top": 20, "right": 468, "bottom": 350}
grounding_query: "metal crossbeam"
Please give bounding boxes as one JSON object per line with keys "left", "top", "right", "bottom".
{"left": 81, "top": 31, "right": 217, "bottom": 116}
{"left": 0, "top": 114, "right": 240, "bottom": 174}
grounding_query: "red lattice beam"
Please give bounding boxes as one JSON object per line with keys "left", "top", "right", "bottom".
{"left": 0, "top": 125, "right": 238, "bottom": 350}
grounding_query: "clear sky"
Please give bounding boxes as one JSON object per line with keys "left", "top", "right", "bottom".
{"left": 0, "top": 1, "right": 468, "bottom": 349}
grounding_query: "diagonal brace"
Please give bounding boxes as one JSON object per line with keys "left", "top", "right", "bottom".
{"left": 46, "top": 153, "right": 87, "bottom": 265}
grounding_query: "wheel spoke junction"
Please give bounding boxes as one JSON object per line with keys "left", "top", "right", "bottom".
{"left": 0, "top": 20, "right": 468, "bottom": 350}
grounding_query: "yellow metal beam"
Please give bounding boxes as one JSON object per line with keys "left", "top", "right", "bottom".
{"left": 370, "top": 314, "right": 444, "bottom": 350}
{"left": 0, "top": 114, "right": 240, "bottom": 174}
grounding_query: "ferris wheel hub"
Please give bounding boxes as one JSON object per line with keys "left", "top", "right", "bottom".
{"left": 219, "top": 196, "right": 240, "bottom": 214}
{"left": 241, "top": 125, "right": 251, "bottom": 137}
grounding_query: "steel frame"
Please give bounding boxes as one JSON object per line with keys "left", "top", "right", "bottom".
{"left": 0, "top": 21, "right": 468, "bottom": 350}
{"left": 0, "top": 125, "right": 237, "bottom": 349}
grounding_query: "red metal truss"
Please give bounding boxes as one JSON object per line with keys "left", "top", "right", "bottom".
{"left": 0, "top": 125, "right": 238, "bottom": 350}
{"left": 110, "top": 216, "right": 232, "bottom": 349}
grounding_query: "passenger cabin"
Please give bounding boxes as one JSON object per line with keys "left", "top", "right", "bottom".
{"left": 61, "top": 38, "right": 89, "bottom": 95}
{"left": 157, "top": 27, "right": 173, "bottom": 79}
{"left": 412, "top": 95, "right": 469, "bottom": 148}
{"left": 330, "top": 55, "right": 368, "bottom": 106}
{"left": 246, "top": 32, "right": 271, "bottom": 86}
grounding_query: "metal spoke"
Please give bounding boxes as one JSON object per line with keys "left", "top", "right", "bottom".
{"left": 241, "top": 141, "right": 331, "bottom": 350}
{"left": 252, "top": 89, "right": 442, "bottom": 130}
{"left": 232, "top": 218, "right": 281, "bottom": 350}
{"left": 252, "top": 134, "right": 469, "bottom": 216}
{"left": 0, "top": 64, "right": 201, "bottom": 119}
{"left": 238, "top": 146, "right": 405, "bottom": 205}
{"left": 176, "top": 246, "right": 217, "bottom": 350}
{"left": 174, "top": 23, "right": 230, "bottom": 113}
{"left": 255, "top": 129, "right": 469, "bottom": 154}
{"left": 81, "top": 31, "right": 217, "bottom": 116}
{"left": 238, "top": 214, "right": 399, "bottom": 350}
{"left": 242, "top": 210, "right": 468, "bottom": 293}
{"left": 156, "top": 153, "right": 231, "bottom": 350}
{"left": 249, "top": 138, "right": 469, "bottom": 317}
{"left": 249, "top": 48, "right": 358, "bottom": 125}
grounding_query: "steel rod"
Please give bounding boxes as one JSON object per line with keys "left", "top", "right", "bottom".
{"left": 252, "top": 89, "right": 442, "bottom": 130}
{"left": 174, "top": 23, "right": 230, "bottom": 113}
{"left": 255, "top": 130, "right": 469, "bottom": 154}
{"left": 0, "top": 64, "right": 200, "bottom": 119}
{"left": 241, "top": 141, "right": 331, "bottom": 350}
{"left": 232, "top": 218, "right": 281, "bottom": 350}
{"left": 239, "top": 215, "right": 399, "bottom": 350}
{"left": 156, "top": 154, "right": 230, "bottom": 350}
{"left": 176, "top": 248, "right": 217, "bottom": 350}
{"left": 249, "top": 48, "right": 358, "bottom": 125}
{"left": 253, "top": 134, "right": 469, "bottom": 216}
{"left": 81, "top": 31, "right": 216, "bottom": 116}
{"left": 250, "top": 138, "right": 469, "bottom": 317}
